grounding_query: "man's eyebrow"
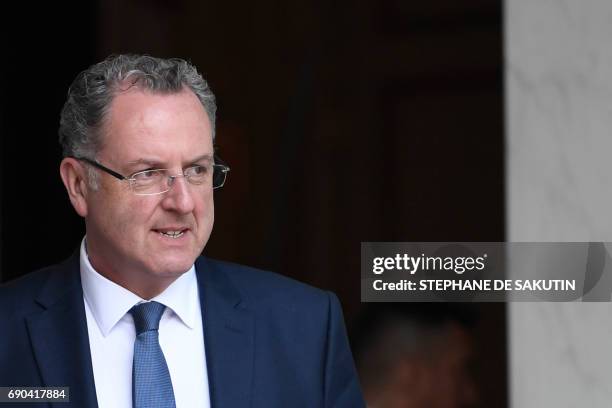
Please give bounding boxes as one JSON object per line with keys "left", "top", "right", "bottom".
{"left": 126, "top": 158, "right": 165, "bottom": 168}
{"left": 125, "top": 154, "right": 214, "bottom": 168}
{"left": 189, "top": 154, "right": 214, "bottom": 164}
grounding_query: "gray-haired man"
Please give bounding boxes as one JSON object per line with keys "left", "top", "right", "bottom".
{"left": 0, "top": 54, "right": 364, "bottom": 408}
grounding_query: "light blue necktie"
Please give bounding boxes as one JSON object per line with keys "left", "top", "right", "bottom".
{"left": 130, "top": 301, "right": 176, "bottom": 408}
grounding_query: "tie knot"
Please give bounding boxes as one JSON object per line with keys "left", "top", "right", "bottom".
{"left": 130, "top": 301, "right": 166, "bottom": 335}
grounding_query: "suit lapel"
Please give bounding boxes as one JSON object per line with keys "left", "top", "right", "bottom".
{"left": 196, "top": 257, "right": 254, "bottom": 408}
{"left": 25, "top": 255, "right": 98, "bottom": 408}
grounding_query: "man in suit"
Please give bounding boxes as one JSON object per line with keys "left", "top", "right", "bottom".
{"left": 0, "top": 54, "right": 364, "bottom": 408}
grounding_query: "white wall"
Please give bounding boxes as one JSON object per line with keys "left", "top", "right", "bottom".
{"left": 507, "top": 0, "right": 612, "bottom": 406}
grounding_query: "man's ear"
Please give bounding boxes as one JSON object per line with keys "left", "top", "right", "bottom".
{"left": 59, "top": 157, "right": 90, "bottom": 217}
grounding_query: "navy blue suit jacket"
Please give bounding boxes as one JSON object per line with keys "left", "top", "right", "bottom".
{"left": 0, "top": 254, "right": 365, "bottom": 408}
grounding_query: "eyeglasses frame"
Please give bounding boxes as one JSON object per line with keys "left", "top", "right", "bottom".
{"left": 73, "top": 156, "right": 230, "bottom": 195}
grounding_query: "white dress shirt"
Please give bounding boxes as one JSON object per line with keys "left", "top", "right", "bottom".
{"left": 79, "top": 238, "right": 211, "bottom": 408}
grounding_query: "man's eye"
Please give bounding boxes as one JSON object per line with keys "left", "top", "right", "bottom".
{"left": 189, "top": 165, "right": 208, "bottom": 175}
{"left": 134, "top": 170, "right": 160, "bottom": 180}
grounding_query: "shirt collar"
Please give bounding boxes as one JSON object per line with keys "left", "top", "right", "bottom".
{"left": 79, "top": 237, "right": 199, "bottom": 337}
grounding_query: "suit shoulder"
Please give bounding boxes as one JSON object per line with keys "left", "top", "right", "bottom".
{"left": 1, "top": 265, "right": 52, "bottom": 302}
{"left": 199, "top": 257, "right": 331, "bottom": 306}
{"left": 0, "top": 257, "right": 77, "bottom": 314}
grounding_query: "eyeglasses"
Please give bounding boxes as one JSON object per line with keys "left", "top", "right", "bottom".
{"left": 74, "top": 156, "right": 230, "bottom": 196}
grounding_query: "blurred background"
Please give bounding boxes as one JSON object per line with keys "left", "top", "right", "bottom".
{"left": 1, "top": 0, "right": 505, "bottom": 406}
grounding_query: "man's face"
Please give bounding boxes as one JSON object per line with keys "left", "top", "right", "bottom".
{"left": 427, "top": 323, "right": 478, "bottom": 408}
{"left": 83, "top": 87, "right": 214, "bottom": 292}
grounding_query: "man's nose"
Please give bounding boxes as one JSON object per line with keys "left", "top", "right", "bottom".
{"left": 161, "top": 175, "right": 195, "bottom": 214}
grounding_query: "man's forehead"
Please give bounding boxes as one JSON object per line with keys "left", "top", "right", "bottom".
{"left": 105, "top": 86, "right": 209, "bottom": 120}
{"left": 108, "top": 87, "right": 206, "bottom": 114}
{"left": 98, "top": 88, "right": 213, "bottom": 166}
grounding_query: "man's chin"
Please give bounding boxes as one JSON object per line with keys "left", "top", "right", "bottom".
{"left": 147, "top": 255, "right": 197, "bottom": 277}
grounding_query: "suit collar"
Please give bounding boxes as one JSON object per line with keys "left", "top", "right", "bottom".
{"left": 195, "top": 257, "right": 254, "bottom": 408}
{"left": 27, "top": 252, "right": 98, "bottom": 408}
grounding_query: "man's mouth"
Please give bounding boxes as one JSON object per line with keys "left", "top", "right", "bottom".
{"left": 153, "top": 228, "right": 188, "bottom": 239}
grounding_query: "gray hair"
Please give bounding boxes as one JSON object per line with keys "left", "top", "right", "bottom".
{"left": 59, "top": 54, "right": 217, "bottom": 165}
